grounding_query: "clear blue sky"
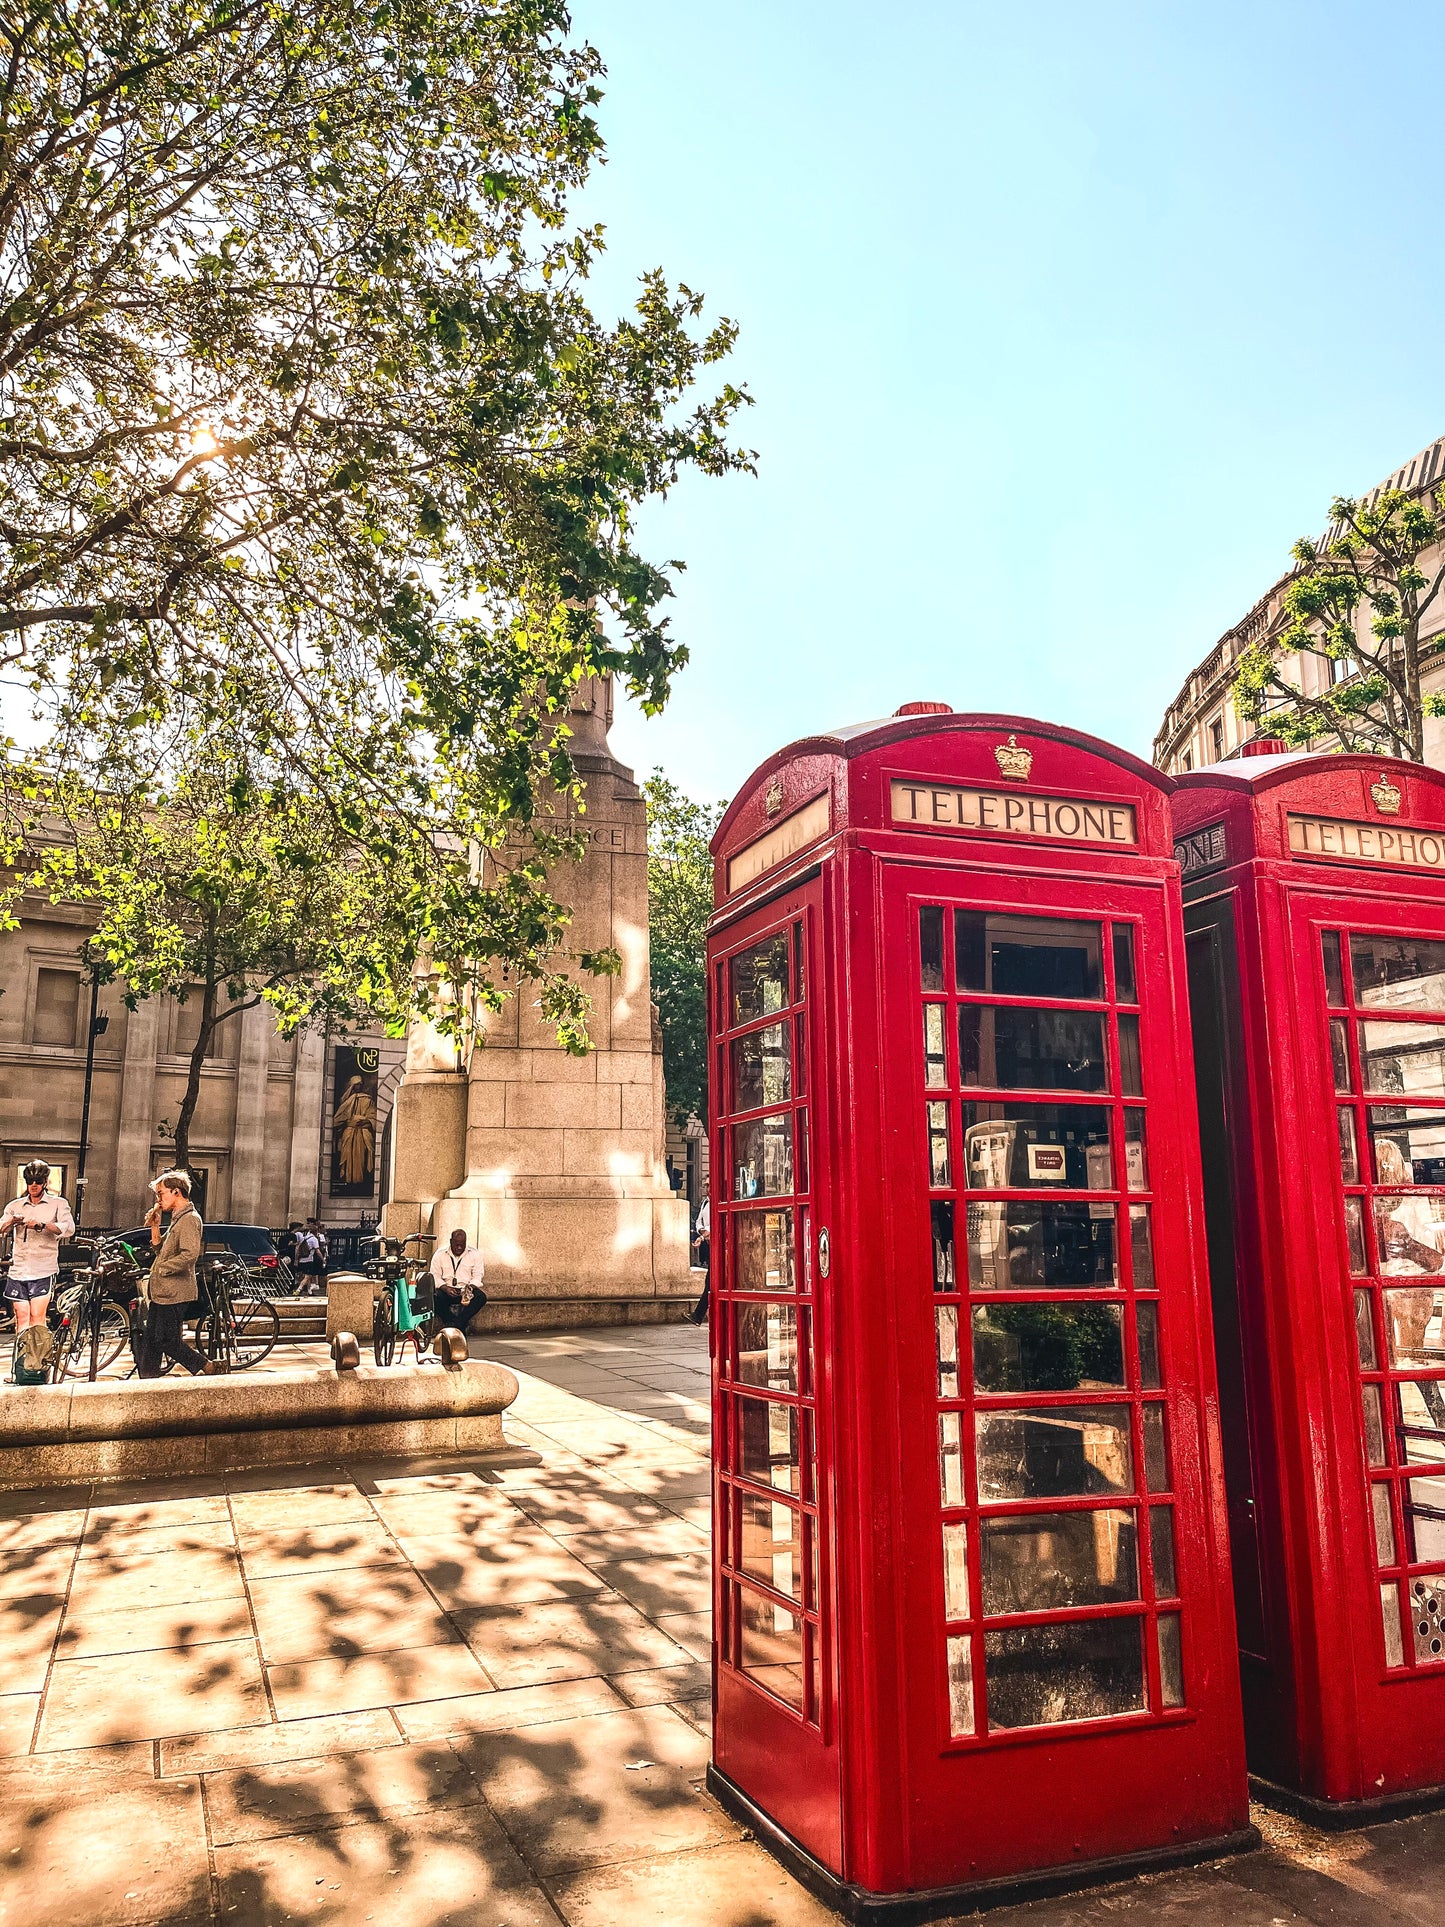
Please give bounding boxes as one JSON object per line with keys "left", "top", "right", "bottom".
{"left": 575, "top": 0, "right": 1445, "bottom": 803}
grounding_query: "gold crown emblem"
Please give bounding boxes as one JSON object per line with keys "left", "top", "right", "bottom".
{"left": 764, "top": 778, "right": 784, "bottom": 818}
{"left": 1370, "top": 776, "right": 1402, "bottom": 815}
{"left": 994, "top": 735, "right": 1033, "bottom": 782}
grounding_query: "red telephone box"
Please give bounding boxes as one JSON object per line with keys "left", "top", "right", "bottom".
{"left": 1175, "top": 752, "right": 1445, "bottom": 1819}
{"left": 705, "top": 708, "right": 1250, "bottom": 1916}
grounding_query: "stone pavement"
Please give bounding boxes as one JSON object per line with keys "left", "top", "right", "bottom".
{"left": 2, "top": 1322, "right": 1445, "bottom": 1927}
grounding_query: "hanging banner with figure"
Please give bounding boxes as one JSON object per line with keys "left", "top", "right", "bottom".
{"left": 331, "top": 1045, "right": 380, "bottom": 1196}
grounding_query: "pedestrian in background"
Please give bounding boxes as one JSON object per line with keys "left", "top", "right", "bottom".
{"left": 687, "top": 1194, "right": 711, "bottom": 1325}
{"left": 137, "top": 1169, "right": 216, "bottom": 1377}
{"left": 1, "top": 1160, "right": 75, "bottom": 1381}
{"left": 295, "top": 1218, "right": 328, "bottom": 1295}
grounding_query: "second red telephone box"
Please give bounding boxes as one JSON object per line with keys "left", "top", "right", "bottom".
{"left": 1175, "top": 751, "right": 1445, "bottom": 1818}
{"left": 705, "top": 707, "right": 1249, "bottom": 1916}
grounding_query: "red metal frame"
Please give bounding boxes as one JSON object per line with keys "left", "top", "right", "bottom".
{"left": 707, "top": 713, "right": 1249, "bottom": 1913}
{"left": 1175, "top": 753, "right": 1445, "bottom": 1815}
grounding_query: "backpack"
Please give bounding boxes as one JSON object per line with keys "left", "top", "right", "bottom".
{"left": 12, "top": 1324, "right": 55, "bottom": 1385}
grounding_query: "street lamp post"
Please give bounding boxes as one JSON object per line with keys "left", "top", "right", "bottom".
{"left": 74, "top": 973, "right": 109, "bottom": 1230}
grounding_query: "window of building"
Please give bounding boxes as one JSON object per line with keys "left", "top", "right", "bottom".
{"left": 1209, "top": 717, "right": 1225, "bottom": 763}
{"left": 32, "top": 969, "right": 80, "bottom": 1048}
{"left": 1332, "top": 655, "right": 1352, "bottom": 686}
{"left": 1181, "top": 751, "right": 1193, "bottom": 772}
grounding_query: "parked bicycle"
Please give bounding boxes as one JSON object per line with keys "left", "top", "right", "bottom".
{"left": 48, "top": 1238, "right": 142, "bottom": 1381}
{"left": 195, "top": 1250, "right": 281, "bottom": 1370}
{"left": 366, "top": 1234, "right": 435, "bottom": 1366}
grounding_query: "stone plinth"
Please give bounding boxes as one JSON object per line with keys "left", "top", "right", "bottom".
{"left": 326, "top": 1271, "right": 375, "bottom": 1341}
{"left": 384, "top": 677, "right": 694, "bottom": 1328}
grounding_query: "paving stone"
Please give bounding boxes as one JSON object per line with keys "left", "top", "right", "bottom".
{"left": 651, "top": 1611, "right": 711, "bottom": 1661}
{"left": 0, "top": 1739, "right": 156, "bottom": 1789}
{"left": 58, "top": 1592, "right": 254, "bottom": 1659}
{"left": 213, "top": 1800, "right": 559, "bottom": 1927}
{"left": 553, "top": 1519, "right": 709, "bottom": 1560}
{"left": 0, "top": 1692, "right": 38, "bottom": 1755}
{"left": 455, "top": 1594, "right": 691, "bottom": 1688}
{"left": 76, "top": 1519, "right": 235, "bottom": 1559}
{"left": 0, "top": 1543, "right": 75, "bottom": 1599}
{"left": 395, "top": 1675, "right": 627, "bottom": 1741}
{"left": 64, "top": 1545, "right": 245, "bottom": 1616}
{"left": 608, "top": 1661, "right": 711, "bottom": 1707}
{"left": 160, "top": 1708, "right": 402, "bottom": 1776}
{"left": 503, "top": 1483, "right": 672, "bottom": 1535}
{"left": 550, "top": 1837, "right": 838, "bottom": 1926}
{"left": 229, "top": 1482, "right": 374, "bottom": 1533}
{"left": 401, "top": 1529, "right": 607, "bottom": 1609}
{"left": 85, "top": 1492, "right": 231, "bottom": 1534}
{"left": 588, "top": 1551, "right": 712, "bottom": 1617}
{"left": 0, "top": 1592, "right": 63, "bottom": 1694}
{"left": 368, "top": 1489, "right": 523, "bottom": 1538}
{"left": 455, "top": 1702, "right": 728, "bottom": 1875}
{"left": 267, "top": 1641, "right": 492, "bottom": 1719}
{"left": 203, "top": 1738, "right": 482, "bottom": 1843}
{"left": 248, "top": 1563, "right": 460, "bottom": 1664}
{"left": 0, "top": 1508, "right": 86, "bottom": 1551}
{"left": 672, "top": 1697, "right": 713, "bottom": 1739}
{"left": 237, "top": 1519, "right": 406, "bottom": 1579}
{"left": 0, "top": 1772, "right": 209, "bottom": 1927}
{"left": 37, "top": 1636, "right": 268, "bottom": 1748}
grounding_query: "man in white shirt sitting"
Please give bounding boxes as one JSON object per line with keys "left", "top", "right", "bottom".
{"left": 431, "top": 1228, "right": 487, "bottom": 1334}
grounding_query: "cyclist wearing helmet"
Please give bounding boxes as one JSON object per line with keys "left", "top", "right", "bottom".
{"left": 1, "top": 1160, "right": 75, "bottom": 1380}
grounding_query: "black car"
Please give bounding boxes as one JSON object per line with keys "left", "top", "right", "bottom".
{"left": 113, "top": 1221, "right": 280, "bottom": 1275}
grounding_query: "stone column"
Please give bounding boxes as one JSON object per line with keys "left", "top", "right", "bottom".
{"left": 287, "top": 1028, "right": 326, "bottom": 1224}
{"left": 228, "top": 999, "right": 274, "bottom": 1224}
{"left": 111, "top": 997, "right": 160, "bottom": 1224}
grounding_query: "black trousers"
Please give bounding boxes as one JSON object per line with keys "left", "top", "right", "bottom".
{"left": 435, "top": 1287, "right": 483, "bottom": 1333}
{"left": 138, "top": 1301, "right": 206, "bottom": 1378}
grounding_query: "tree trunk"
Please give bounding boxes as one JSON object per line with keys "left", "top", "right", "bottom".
{"left": 171, "top": 980, "right": 219, "bottom": 1179}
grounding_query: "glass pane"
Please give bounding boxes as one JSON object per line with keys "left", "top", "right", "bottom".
{"left": 928, "top": 1102, "right": 952, "bottom": 1187}
{"left": 976, "top": 1405, "right": 1135, "bottom": 1500}
{"left": 1117, "top": 1015, "right": 1143, "bottom": 1097}
{"left": 942, "top": 1521, "right": 970, "bottom": 1620}
{"left": 735, "top": 1210, "right": 795, "bottom": 1293}
{"left": 1351, "top": 934, "right": 1445, "bottom": 1012}
{"left": 946, "top": 1635, "right": 975, "bottom": 1735}
{"left": 739, "top": 1586, "right": 805, "bottom": 1710}
{"left": 923, "top": 1004, "right": 947, "bottom": 1089}
{"left": 1362, "top": 1382, "right": 1387, "bottom": 1467}
{"left": 1354, "top": 1289, "right": 1377, "bottom": 1369}
{"left": 1360, "top": 1019, "right": 1445, "bottom": 1100}
{"left": 732, "top": 935, "right": 790, "bottom": 1026}
{"left": 980, "top": 1508, "right": 1139, "bottom": 1614}
{"left": 965, "top": 1200, "right": 1118, "bottom": 1291}
{"left": 793, "top": 920, "right": 805, "bottom": 1002}
{"left": 1370, "top": 1108, "right": 1445, "bottom": 1185}
{"left": 736, "top": 1301, "right": 800, "bottom": 1393}
{"left": 1345, "top": 1197, "right": 1368, "bottom": 1275}
{"left": 958, "top": 1007, "right": 1108, "bottom": 1093}
{"left": 1406, "top": 1477, "right": 1445, "bottom": 1562}
{"left": 920, "top": 906, "right": 945, "bottom": 992}
{"left": 1338, "top": 1108, "right": 1359, "bottom": 1185}
{"left": 955, "top": 912, "right": 1102, "bottom": 1000}
{"left": 1130, "top": 1206, "right": 1155, "bottom": 1291}
{"left": 1150, "top": 1506, "right": 1178, "bottom": 1597}
{"left": 973, "top": 1303, "right": 1125, "bottom": 1394}
{"left": 984, "top": 1616, "right": 1145, "bottom": 1730}
{"left": 939, "top": 1411, "right": 964, "bottom": 1507}
{"left": 1137, "top": 1301, "right": 1161, "bottom": 1389}
{"left": 1143, "top": 1404, "right": 1169, "bottom": 1491}
{"left": 1383, "top": 1286, "right": 1445, "bottom": 1369}
{"left": 734, "top": 1114, "right": 794, "bottom": 1199}
{"left": 737, "top": 1394, "right": 801, "bottom": 1495}
{"left": 793, "top": 1016, "right": 807, "bottom": 1098}
{"left": 1157, "top": 1613, "right": 1185, "bottom": 1707}
{"left": 1411, "top": 1580, "right": 1445, "bottom": 1663}
{"left": 738, "top": 1492, "right": 804, "bottom": 1602}
{"left": 1321, "top": 931, "right": 1345, "bottom": 1008}
{"left": 1398, "top": 1377, "right": 1445, "bottom": 1442}
{"left": 1332, "top": 1020, "right": 1353, "bottom": 1093}
{"left": 1375, "top": 1197, "right": 1445, "bottom": 1276}
{"left": 961, "top": 1103, "right": 1112, "bottom": 1191}
{"left": 1382, "top": 1582, "right": 1405, "bottom": 1668}
{"left": 1113, "top": 926, "right": 1137, "bottom": 1005}
{"left": 731, "top": 1024, "right": 791, "bottom": 1111}
{"left": 1124, "top": 1111, "right": 1149, "bottom": 1191}
{"left": 1372, "top": 1483, "right": 1397, "bottom": 1565}
{"left": 936, "top": 1305, "right": 960, "bottom": 1398}
{"left": 931, "top": 1200, "right": 956, "bottom": 1290}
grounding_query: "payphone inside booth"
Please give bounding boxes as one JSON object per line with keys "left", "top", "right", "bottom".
{"left": 706, "top": 708, "right": 1250, "bottom": 1917}
{"left": 1175, "top": 753, "right": 1445, "bottom": 1818}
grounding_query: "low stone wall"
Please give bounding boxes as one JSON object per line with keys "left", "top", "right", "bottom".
{"left": 0, "top": 1359, "right": 519, "bottom": 1488}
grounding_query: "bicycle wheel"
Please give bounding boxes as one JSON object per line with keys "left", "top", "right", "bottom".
{"left": 373, "top": 1291, "right": 396, "bottom": 1366}
{"left": 196, "top": 1309, "right": 232, "bottom": 1373}
{"left": 230, "top": 1295, "right": 279, "bottom": 1369}
{"left": 61, "top": 1302, "right": 128, "bottom": 1378}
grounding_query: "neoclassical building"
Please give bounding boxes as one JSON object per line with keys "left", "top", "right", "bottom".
{"left": 1153, "top": 432, "right": 1445, "bottom": 775}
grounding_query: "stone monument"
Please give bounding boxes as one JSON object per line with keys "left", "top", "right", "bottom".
{"left": 382, "top": 676, "right": 694, "bottom": 1327}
